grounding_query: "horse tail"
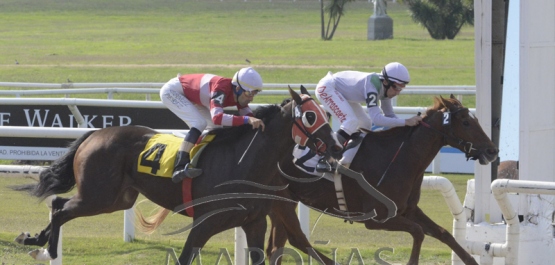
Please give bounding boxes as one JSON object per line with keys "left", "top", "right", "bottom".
{"left": 135, "top": 206, "right": 171, "bottom": 235}
{"left": 31, "top": 130, "right": 96, "bottom": 201}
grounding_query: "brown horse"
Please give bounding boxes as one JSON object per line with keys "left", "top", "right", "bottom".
{"left": 266, "top": 95, "right": 498, "bottom": 265}
{"left": 13, "top": 87, "right": 343, "bottom": 265}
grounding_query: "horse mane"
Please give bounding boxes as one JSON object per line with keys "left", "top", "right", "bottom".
{"left": 424, "top": 96, "right": 462, "bottom": 117}
{"left": 207, "top": 104, "right": 282, "bottom": 144}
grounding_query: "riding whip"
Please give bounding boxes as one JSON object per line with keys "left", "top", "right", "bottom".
{"left": 237, "top": 128, "right": 259, "bottom": 164}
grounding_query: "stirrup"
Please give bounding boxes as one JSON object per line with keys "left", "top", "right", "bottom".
{"left": 315, "top": 160, "right": 336, "bottom": 173}
{"left": 172, "top": 164, "right": 202, "bottom": 183}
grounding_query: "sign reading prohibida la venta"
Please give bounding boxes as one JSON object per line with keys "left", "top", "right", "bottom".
{"left": 0, "top": 104, "right": 187, "bottom": 161}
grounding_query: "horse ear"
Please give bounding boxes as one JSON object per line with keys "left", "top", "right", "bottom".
{"left": 439, "top": 95, "right": 446, "bottom": 106}
{"left": 438, "top": 95, "right": 449, "bottom": 110}
{"left": 289, "top": 85, "right": 302, "bottom": 105}
{"left": 449, "top": 94, "right": 463, "bottom": 105}
{"left": 300, "top": 85, "right": 310, "bottom": 96}
{"left": 441, "top": 95, "right": 456, "bottom": 111}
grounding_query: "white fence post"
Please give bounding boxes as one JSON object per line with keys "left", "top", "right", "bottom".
{"left": 298, "top": 202, "right": 310, "bottom": 239}
{"left": 235, "top": 227, "right": 247, "bottom": 265}
{"left": 123, "top": 208, "right": 135, "bottom": 242}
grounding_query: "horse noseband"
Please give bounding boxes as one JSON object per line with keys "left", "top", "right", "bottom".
{"left": 291, "top": 97, "right": 329, "bottom": 155}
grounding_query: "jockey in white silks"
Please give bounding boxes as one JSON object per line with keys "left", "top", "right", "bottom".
{"left": 293, "top": 62, "right": 423, "bottom": 174}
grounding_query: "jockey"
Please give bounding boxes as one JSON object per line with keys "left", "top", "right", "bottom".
{"left": 313, "top": 62, "right": 422, "bottom": 172}
{"left": 160, "top": 67, "right": 265, "bottom": 183}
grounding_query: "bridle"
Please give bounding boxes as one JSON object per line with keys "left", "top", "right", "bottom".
{"left": 290, "top": 95, "right": 330, "bottom": 156}
{"left": 419, "top": 107, "right": 479, "bottom": 161}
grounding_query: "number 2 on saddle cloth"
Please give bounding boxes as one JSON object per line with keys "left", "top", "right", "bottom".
{"left": 293, "top": 132, "right": 365, "bottom": 175}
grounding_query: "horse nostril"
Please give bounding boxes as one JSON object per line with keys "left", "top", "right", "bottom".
{"left": 488, "top": 148, "right": 499, "bottom": 155}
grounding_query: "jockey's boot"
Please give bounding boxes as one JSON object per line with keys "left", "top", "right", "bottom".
{"left": 172, "top": 151, "right": 203, "bottom": 183}
{"left": 315, "top": 157, "right": 337, "bottom": 173}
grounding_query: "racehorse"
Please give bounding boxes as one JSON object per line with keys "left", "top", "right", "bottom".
{"left": 13, "top": 87, "right": 343, "bottom": 265}
{"left": 266, "top": 95, "right": 498, "bottom": 265}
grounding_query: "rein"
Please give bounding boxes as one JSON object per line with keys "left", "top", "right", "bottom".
{"left": 239, "top": 97, "right": 325, "bottom": 165}
{"left": 419, "top": 108, "right": 477, "bottom": 161}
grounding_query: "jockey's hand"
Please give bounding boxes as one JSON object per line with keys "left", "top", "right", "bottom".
{"left": 405, "top": 115, "right": 422, "bottom": 126}
{"left": 248, "top": 116, "right": 265, "bottom": 131}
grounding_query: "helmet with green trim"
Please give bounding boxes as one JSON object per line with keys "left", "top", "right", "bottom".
{"left": 381, "top": 62, "right": 410, "bottom": 86}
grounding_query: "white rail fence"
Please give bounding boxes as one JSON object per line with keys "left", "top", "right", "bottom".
{"left": 0, "top": 82, "right": 476, "bottom": 101}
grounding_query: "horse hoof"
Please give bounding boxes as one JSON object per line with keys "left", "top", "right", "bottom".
{"left": 14, "top": 232, "right": 29, "bottom": 244}
{"left": 28, "top": 248, "right": 52, "bottom": 261}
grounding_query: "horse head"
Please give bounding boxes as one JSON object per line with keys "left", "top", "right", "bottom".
{"left": 284, "top": 85, "right": 343, "bottom": 160}
{"left": 424, "top": 94, "right": 498, "bottom": 165}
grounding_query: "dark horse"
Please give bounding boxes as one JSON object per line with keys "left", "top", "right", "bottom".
{"left": 266, "top": 95, "right": 498, "bottom": 265}
{"left": 13, "top": 87, "right": 342, "bottom": 265}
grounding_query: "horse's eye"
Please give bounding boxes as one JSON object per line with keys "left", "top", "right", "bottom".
{"left": 302, "top": 111, "right": 317, "bottom": 127}
{"left": 463, "top": 120, "right": 470, "bottom": 126}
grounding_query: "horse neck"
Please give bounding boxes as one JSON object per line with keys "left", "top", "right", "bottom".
{"left": 359, "top": 114, "right": 446, "bottom": 175}
{"left": 256, "top": 113, "right": 295, "bottom": 166}
{"left": 405, "top": 112, "right": 447, "bottom": 170}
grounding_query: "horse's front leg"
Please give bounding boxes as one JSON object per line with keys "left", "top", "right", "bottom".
{"left": 178, "top": 215, "right": 235, "bottom": 265}
{"left": 364, "top": 216, "right": 425, "bottom": 265}
{"left": 242, "top": 216, "right": 268, "bottom": 265}
{"left": 410, "top": 207, "right": 478, "bottom": 265}
{"left": 266, "top": 211, "right": 289, "bottom": 264}
{"left": 178, "top": 226, "right": 208, "bottom": 265}
{"left": 268, "top": 201, "right": 336, "bottom": 265}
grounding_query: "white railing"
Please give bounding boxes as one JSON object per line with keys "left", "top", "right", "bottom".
{"left": 0, "top": 98, "right": 438, "bottom": 116}
{"left": 0, "top": 82, "right": 476, "bottom": 99}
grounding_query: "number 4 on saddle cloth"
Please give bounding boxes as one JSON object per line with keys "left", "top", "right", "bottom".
{"left": 136, "top": 133, "right": 215, "bottom": 217}
{"left": 137, "top": 133, "right": 214, "bottom": 177}
{"left": 293, "top": 132, "right": 365, "bottom": 175}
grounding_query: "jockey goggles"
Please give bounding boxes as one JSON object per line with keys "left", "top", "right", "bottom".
{"left": 391, "top": 82, "right": 405, "bottom": 92}
{"left": 236, "top": 77, "right": 261, "bottom": 97}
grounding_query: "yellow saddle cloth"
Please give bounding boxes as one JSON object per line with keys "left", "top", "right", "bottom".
{"left": 137, "top": 133, "right": 215, "bottom": 178}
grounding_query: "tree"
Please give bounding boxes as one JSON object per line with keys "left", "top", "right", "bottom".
{"left": 404, "top": 0, "right": 474, "bottom": 40}
{"left": 321, "top": 0, "right": 356, "bottom": 41}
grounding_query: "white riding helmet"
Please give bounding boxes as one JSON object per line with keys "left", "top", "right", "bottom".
{"left": 232, "top": 67, "right": 263, "bottom": 92}
{"left": 382, "top": 62, "right": 410, "bottom": 84}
